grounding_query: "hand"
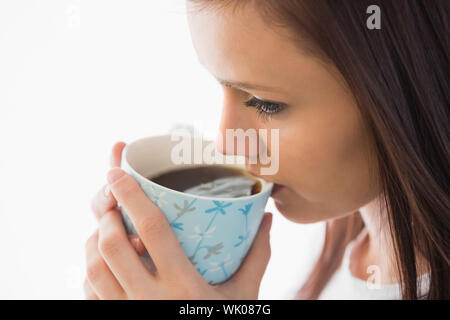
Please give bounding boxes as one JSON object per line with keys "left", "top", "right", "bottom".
{"left": 84, "top": 141, "right": 273, "bottom": 300}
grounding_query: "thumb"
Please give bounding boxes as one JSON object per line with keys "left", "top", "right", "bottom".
{"left": 225, "top": 212, "right": 273, "bottom": 295}
{"left": 110, "top": 141, "right": 126, "bottom": 168}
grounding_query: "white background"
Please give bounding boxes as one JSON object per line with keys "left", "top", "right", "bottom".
{"left": 0, "top": 0, "right": 324, "bottom": 299}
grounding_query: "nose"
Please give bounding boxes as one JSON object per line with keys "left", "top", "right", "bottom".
{"left": 215, "top": 87, "right": 259, "bottom": 159}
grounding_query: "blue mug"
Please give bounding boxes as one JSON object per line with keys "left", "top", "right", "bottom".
{"left": 119, "top": 134, "right": 273, "bottom": 284}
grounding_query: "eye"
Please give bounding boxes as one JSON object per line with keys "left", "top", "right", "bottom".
{"left": 244, "top": 96, "right": 287, "bottom": 119}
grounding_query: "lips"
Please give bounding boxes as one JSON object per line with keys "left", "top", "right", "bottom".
{"left": 246, "top": 169, "right": 284, "bottom": 196}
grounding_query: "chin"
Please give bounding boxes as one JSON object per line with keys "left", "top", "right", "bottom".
{"left": 273, "top": 198, "right": 320, "bottom": 224}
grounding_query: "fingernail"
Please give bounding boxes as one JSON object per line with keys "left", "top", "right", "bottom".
{"left": 129, "top": 236, "right": 139, "bottom": 248}
{"left": 129, "top": 236, "right": 145, "bottom": 255}
{"left": 107, "top": 168, "right": 125, "bottom": 185}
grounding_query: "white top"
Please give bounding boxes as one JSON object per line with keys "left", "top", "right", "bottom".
{"left": 318, "top": 229, "right": 430, "bottom": 300}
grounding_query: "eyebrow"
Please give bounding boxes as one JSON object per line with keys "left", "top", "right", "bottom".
{"left": 216, "top": 78, "right": 283, "bottom": 93}
{"left": 197, "top": 58, "right": 284, "bottom": 93}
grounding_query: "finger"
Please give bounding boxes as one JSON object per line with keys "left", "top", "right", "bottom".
{"left": 83, "top": 279, "right": 99, "bottom": 300}
{"left": 85, "top": 229, "right": 127, "bottom": 299}
{"left": 91, "top": 141, "right": 126, "bottom": 220}
{"left": 98, "top": 209, "right": 155, "bottom": 295}
{"left": 223, "top": 212, "right": 272, "bottom": 296}
{"left": 106, "top": 167, "right": 196, "bottom": 279}
{"left": 110, "top": 141, "right": 126, "bottom": 168}
{"left": 91, "top": 184, "right": 118, "bottom": 221}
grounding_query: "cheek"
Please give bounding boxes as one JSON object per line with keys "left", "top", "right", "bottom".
{"left": 271, "top": 107, "right": 377, "bottom": 224}
{"left": 278, "top": 101, "right": 374, "bottom": 204}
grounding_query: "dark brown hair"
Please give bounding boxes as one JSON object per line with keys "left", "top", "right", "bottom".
{"left": 188, "top": 0, "right": 450, "bottom": 299}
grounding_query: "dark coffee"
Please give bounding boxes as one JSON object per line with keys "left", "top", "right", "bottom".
{"left": 148, "top": 165, "right": 261, "bottom": 198}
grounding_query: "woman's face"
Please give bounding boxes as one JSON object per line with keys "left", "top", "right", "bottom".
{"left": 187, "top": 4, "right": 379, "bottom": 223}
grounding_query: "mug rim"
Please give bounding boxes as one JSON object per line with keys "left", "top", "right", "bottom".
{"left": 122, "top": 134, "right": 274, "bottom": 201}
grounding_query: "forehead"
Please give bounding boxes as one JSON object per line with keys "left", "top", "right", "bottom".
{"left": 186, "top": 4, "right": 310, "bottom": 90}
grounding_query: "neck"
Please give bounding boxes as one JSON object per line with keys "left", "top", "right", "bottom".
{"left": 353, "top": 196, "right": 400, "bottom": 284}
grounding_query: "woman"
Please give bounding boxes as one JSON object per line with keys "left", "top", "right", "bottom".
{"left": 85, "top": 0, "right": 449, "bottom": 299}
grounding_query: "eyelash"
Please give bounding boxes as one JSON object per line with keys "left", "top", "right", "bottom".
{"left": 244, "top": 96, "right": 286, "bottom": 119}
